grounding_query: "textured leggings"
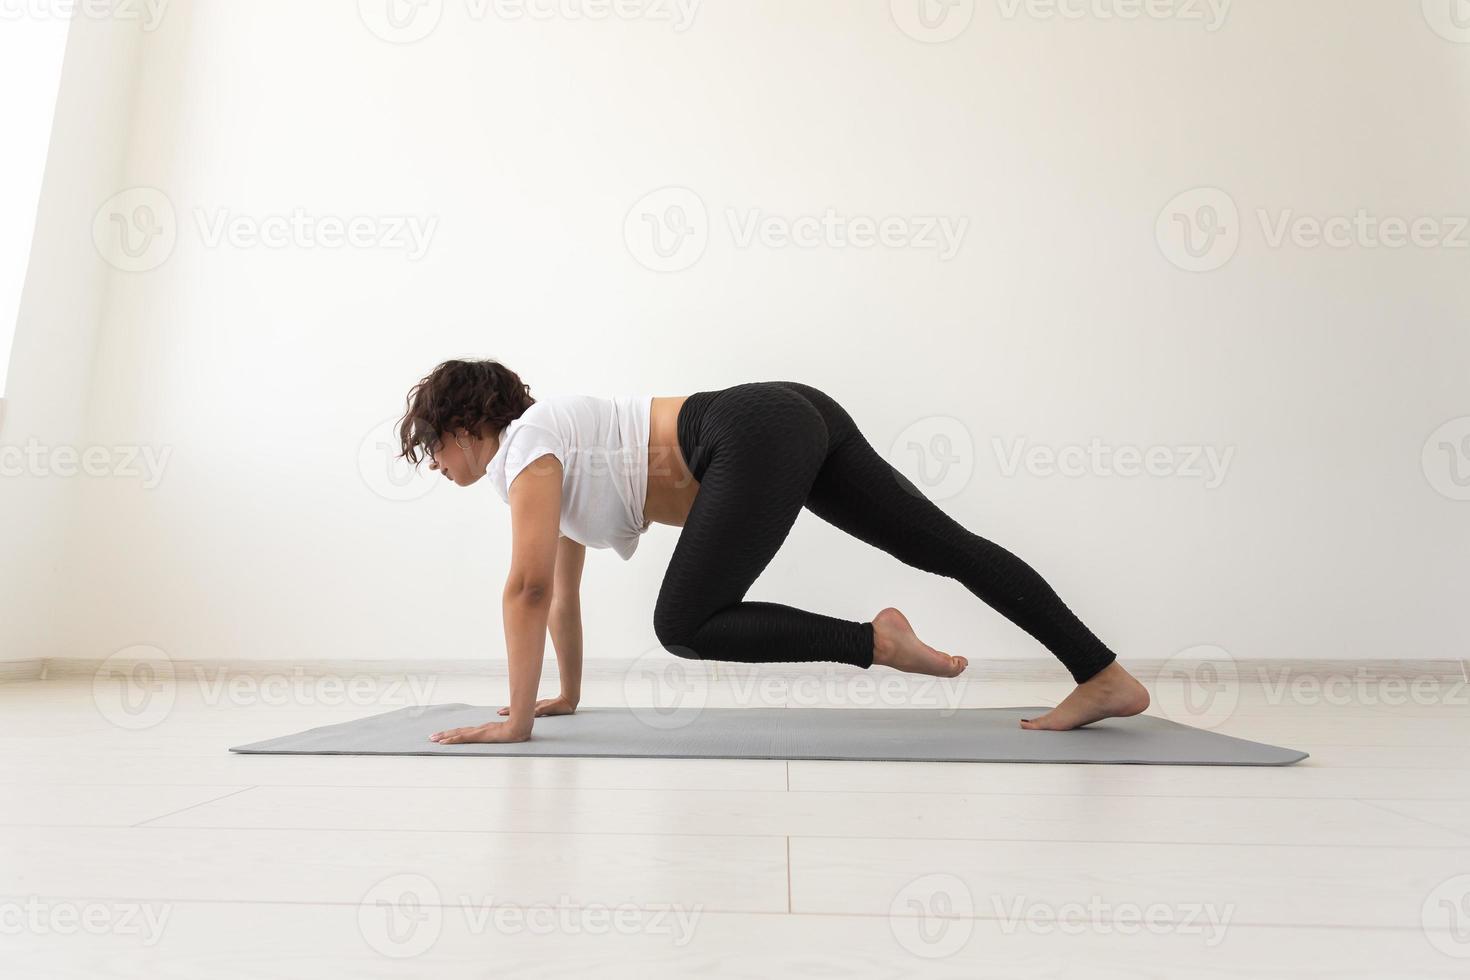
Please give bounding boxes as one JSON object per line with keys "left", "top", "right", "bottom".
{"left": 653, "top": 381, "right": 1119, "bottom": 684}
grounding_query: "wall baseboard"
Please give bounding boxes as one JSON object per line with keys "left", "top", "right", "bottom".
{"left": 34, "top": 655, "right": 1470, "bottom": 685}
{"left": 0, "top": 659, "right": 46, "bottom": 683}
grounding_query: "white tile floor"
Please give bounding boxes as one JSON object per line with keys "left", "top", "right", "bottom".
{"left": 2, "top": 667, "right": 1469, "bottom": 978}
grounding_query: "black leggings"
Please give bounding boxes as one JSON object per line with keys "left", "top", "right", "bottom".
{"left": 653, "top": 381, "right": 1118, "bottom": 684}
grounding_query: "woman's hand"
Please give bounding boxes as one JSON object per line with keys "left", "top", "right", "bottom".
{"left": 429, "top": 721, "right": 531, "bottom": 745}
{"left": 498, "top": 695, "right": 577, "bottom": 718}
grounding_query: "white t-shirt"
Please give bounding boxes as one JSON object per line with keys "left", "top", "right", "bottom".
{"left": 485, "top": 393, "right": 654, "bottom": 560}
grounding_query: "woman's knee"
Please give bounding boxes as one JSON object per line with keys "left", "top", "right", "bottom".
{"left": 652, "top": 604, "right": 702, "bottom": 660}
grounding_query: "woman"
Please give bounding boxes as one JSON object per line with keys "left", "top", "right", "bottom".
{"left": 396, "top": 358, "right": 1149, "bottom": 744}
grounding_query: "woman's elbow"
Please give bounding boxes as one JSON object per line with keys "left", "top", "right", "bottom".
{"left": 504, "top": 579, "right": 553, "bottom": 605}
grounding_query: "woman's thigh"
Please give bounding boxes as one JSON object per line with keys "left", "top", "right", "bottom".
{"left": 653, "top": 383, "right": 829, "bottom": 638}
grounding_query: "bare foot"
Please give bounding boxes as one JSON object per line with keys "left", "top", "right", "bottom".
{"left": 870, "top": 607, "right": 967, "bottom": 677}
{"left": 1019, "top": 661, "right": 1150, "bottom": 731}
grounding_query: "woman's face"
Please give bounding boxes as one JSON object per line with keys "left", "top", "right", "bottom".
{"left": 427, "top": 428, "right": 494, "bottom": 487}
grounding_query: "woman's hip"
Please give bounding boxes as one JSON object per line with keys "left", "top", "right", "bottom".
{"left": 675, "top": 381, "right": 833, "bottom": 484}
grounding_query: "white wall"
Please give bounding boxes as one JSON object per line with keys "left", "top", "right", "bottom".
{"left": 0, "top": 13, "right": 145, "bottom": 662}
{"left": 0, "top": 11, "right": 69, "bottom": 398}
{"left": 13, "top": 0, "right": 1470, "bottom": 667}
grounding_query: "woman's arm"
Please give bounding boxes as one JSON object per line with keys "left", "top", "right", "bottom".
{"left": 430, "top": 453, "right": 563, "bottom": 745}
{"left": 496, "top": 534, "right": 584, "bottom": 718}
{"left": 548, "top": 535, "right": 585, "bottom": 704}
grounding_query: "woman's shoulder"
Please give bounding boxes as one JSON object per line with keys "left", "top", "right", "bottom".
{"left": 493, "top": 400, "right": 571, "bottom": 484}
{"left": 507, "top": 394, "right": 560, "bottom": 424}
{"left": 513, "top": 393, "right": 613, "bottom": 431}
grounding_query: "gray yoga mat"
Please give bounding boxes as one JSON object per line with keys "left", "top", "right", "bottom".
{"left": 230, "top": 704, "right": 1308, "bottom": 766}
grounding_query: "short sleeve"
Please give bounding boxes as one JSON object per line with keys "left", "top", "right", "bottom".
{"left": 502, "top": 422, "right": 566, "bottom": 491}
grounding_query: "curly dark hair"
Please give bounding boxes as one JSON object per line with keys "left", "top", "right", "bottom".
{"left": 397, "top": 359, "right": 535, "bottom": 466}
